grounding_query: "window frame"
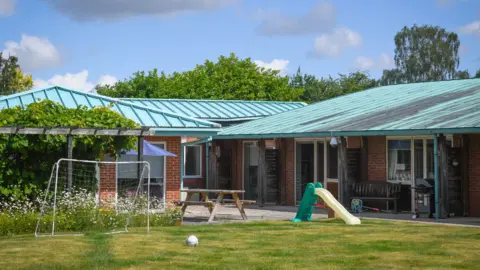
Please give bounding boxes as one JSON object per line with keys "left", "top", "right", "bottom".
{"left": 183, "top": 145, "right": 202, "bottom": 178}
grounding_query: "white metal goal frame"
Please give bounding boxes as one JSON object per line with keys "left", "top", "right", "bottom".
{"left": 35, "top": 158, "right": 155, "bottom": 237}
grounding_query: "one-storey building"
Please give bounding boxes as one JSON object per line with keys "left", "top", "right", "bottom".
{"left": 209, "top": 78, "right": 480, "bottom": 218}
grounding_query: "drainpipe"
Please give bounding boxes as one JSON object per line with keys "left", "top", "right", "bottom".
{"left": 434, "top": 135, "right": 439, "bottom": 221}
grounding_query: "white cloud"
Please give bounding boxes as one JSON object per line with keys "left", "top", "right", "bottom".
{"left": 255, "top": 1, "right": 336, "bottom": 36}
{"left": 458, "top": 21, "right": 480, "bottom": 37}
{"left": 40, "top": 0, "right": 238, "bottom": 21}
{"left": 34, "top": 70, "right": 117, "bottom": 92}
{"left": 97, "top": 74, "right": 118, "bottom": 86}
{"left": 353, "top": 53, "right": 395, "bottom": 71}
{"left": 254, "top": 59, "right": 289, "bottom": 76}
{"left": 0, "top": 0, "right": 14, "bottom": 16}
{"left": 313, "top": 27, "right": 361, "bottom": 57}
{"left": 2, "top": 34, "right": 62, "bottom": 72}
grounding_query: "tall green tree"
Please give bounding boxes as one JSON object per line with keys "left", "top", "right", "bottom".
{"left": 455, "top": 70, "right": 470, "bottom": 79}
{"left": 380, "top": 24, "right": 460, "bottom": 85}
{"left": 0, "top": 53, "right": 33, "bottom": 95}
{"left": 475, "top": 69, "right": 480, "bottom": 79}
{"left": 97, "top": 53, "right": 303, "bottom": 101}
{"left": 290, "top": 68, "right": 376, "bottom": 103}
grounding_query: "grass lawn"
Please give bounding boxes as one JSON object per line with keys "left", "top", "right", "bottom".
{"left": 1, "top": 219, "right": 480, "bottom": 270}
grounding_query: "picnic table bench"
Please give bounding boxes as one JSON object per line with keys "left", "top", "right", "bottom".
{"left": 174, "top": 189, "right": 256, "bottom": 223}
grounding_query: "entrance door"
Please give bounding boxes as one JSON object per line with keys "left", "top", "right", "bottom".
{"left": 243, "top": 142, "right": 258, "bottom": 200}
{"left": 295, "top": 142, "right": 314, "bottom": 202}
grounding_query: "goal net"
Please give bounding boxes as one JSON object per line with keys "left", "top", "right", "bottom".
{"left": 35, "top": 158, "right": 163, "bottom": 237}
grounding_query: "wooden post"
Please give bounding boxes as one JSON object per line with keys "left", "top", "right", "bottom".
{"left": 438, "top": 135, "right": 449, "bottom": 218}
{"left": 137, "top": 136, "right": 144, "bottom": 182}
{"left": 208, "top": 142, "right": 218, "bottom": 189}
{"left": 257, "top": 139, "right": 267, "bottom": 207}
{"left": 278, "top": 139, "right": 286, "bottom": 205}
{"left": 360, "top": 136, "right": 368, "bottom": 182}
{"left": 461, "top": 135, "right": 469, "bottom": 216}
{"left": 67, "top": 134, "right": 73, "bottom": 191}
{"left": 337, "top": 137, "right": 348, "bottom": 206}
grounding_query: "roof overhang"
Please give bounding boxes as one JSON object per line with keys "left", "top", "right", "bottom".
{"left": 152, "top": 128, "right": 220, "bottom": 137}
{"left": 214, "top": 127, "right": 480, "bottom": 140}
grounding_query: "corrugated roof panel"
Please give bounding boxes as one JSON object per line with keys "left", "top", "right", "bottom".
{"left": 218, "top": 79, "right": 480, "bottom": 137}
{"left": 0, "top": 86, "right": 220, "bottom": 132}
{"left": 121, "top": 98, "right": 307, "bottom": 120}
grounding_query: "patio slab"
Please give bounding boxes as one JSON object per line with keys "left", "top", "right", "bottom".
{"left": 180, "top": 204, "right": 480, "bottom": 227}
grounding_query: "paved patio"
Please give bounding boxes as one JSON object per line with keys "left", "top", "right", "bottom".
{"left": 181, "top": 204, "right": 480, "bottom": 227}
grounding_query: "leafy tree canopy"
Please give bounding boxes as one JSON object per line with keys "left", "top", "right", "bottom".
{"left": 97, "top": 53, "right": 303, "bottom": 101}
{"left": 0, "top": 53, "right": 33, "bottom": 95}
{"left": 289, "top": 67, "right": 376, "bottom": 103}
{"left": 0, "top": 100, "right": 138, "bottom": 194}
{"left": 380, "top": 24, "right": 460, "bottom": 85}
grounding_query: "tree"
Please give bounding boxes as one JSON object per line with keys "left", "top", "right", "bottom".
{"left": 455, "top": 70, "right": 470, "bottom": 79}
{"left": 97, "top": 53, "right": 303, "bottom": 101}
{"left": 0, "top": 100, "right": 138, "bottom": 197}
{"left": 475, "top": 69, "right": 480, "bottom": 79}
{"left": 290, "top": 68, "right": 376, "bottom": 103}
{"left": 0, "top": 53, "right": 33, "bottom": 95}
{"left": 380, "top": 24, "right": 460, "bottom": 85}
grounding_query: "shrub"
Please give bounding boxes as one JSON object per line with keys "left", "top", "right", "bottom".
{"left": 0, "top": 188, "right": 181, "bottom": 236}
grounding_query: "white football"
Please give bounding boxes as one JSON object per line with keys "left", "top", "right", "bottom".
{"left": 186, "top": 235, "right": 198, "bottom": 247}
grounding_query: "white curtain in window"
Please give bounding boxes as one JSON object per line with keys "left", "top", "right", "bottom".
{"left": 388, "top": 149, "right": 398, "bottom": 180}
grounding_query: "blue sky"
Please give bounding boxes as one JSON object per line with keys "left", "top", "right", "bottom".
{"left": 1, "top": 0, "right": 479, "bottom": 91}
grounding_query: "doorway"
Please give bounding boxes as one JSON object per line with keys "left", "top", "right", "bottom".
{"left": 295, "top": 142, "right": 314, "bottom": 202}
{"left": 243, "top": 142, "right": 258, "bottom": 200}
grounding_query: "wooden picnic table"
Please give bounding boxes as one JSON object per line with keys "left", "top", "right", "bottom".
{"left": 176, "top": 189, "right": 254, "bottom": 223}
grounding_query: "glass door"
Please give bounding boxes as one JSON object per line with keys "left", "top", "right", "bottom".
{"left": 295, "top": 142, "right": 314, "bottom": 202}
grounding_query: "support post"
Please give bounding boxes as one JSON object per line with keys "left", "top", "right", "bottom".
{"left": 360, "top": 136, "right": 368, "bottom": 182}
{"left": 337, "top": 137, "right": 348, "bottom": 206}
{"left": 208, "top": 142, "right": 218, "bottom": 189}
{"left": 434, "top": 135, "right": 439, "bottom": 220}
{"left": 137, "top": 136, "right": 144, "bottom": 183}
{"left": 180, "top": 143, "right": 184, "bottom": 191}
{"left": 205, "top": 142, "right": 209, "bottom": 189}
{"left": 279, "top": 139, "right": 286, "bottom": 205}
{"left": 461, "top": 135, "right": 469, "bottom": 216}
{"left": 438, "top": 135, "right": 449, "bottom": 218}
{"left": 257, "top": 139, "right": 267, "bottom": 207}
{"left": 67, "top": 134, "right": 73, "bottom": 191}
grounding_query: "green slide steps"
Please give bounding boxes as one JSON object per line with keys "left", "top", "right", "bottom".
{"left": 291, "top": 182, "right": 323, "bottom": 222}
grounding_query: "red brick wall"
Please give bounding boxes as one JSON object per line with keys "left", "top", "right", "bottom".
{"left": 368, "top": 136, "right": 386, "bottom": 181}
{"left": 99, "top": 163, "right": 116, "bottom": 203}
{"left": 146, "top": 136, "right": 181, "bottom": 201}
{"left": 469, "top": 134, "right": 480, "bottom": 217}
{"left": 347, "top": 136, "right": 362, "bottom": 149}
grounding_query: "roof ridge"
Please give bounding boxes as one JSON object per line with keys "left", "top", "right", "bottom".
{"left": 119, "top": 97, "right": 307, "bottom": 105}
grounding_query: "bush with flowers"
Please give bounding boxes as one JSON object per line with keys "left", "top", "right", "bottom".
{"left": 0, "top": 186, "right": 182, "bottom": 236}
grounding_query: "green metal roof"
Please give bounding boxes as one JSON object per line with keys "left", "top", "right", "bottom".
{"left": 217, "top": 79, "right": 480, "bottom": 138}
{"left": 120, "top": 98, "right": 307, "bottom": 122}
{"left": 0, "top": 86, "right": 221, "bottom": 136}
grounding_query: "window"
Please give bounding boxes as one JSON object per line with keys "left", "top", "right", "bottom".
{"left": 387, "top": 140, "right": 411, "bottom": 182}
{"left": 184, "top": 145, "right": 201, "bottom": 177}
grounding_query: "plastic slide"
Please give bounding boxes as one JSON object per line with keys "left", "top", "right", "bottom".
{"left": 291, "top": 182, "right": 361, "bottom": 225}
{"left": 314, "top": 188, "right": 361, "bottom": 225}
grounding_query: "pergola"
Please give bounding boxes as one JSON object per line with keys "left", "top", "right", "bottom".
{"left": 0, "top": 126, "right": 156, "bottom": 188}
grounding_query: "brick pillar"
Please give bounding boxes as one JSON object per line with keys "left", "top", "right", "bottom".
{"left": 235, "top": 140, "right": 243, "bottom": 192}
{"left": 368, "top": 136, "right": 386, "bottom": 181}
{"left": 469, "top": 134, "right": 480, "bottom": 217}
{"left": 99, "top": 163, "right": 116, "bottom": 204}
{"left": 285, "top": 138, "right": 295, "bottom": 206}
